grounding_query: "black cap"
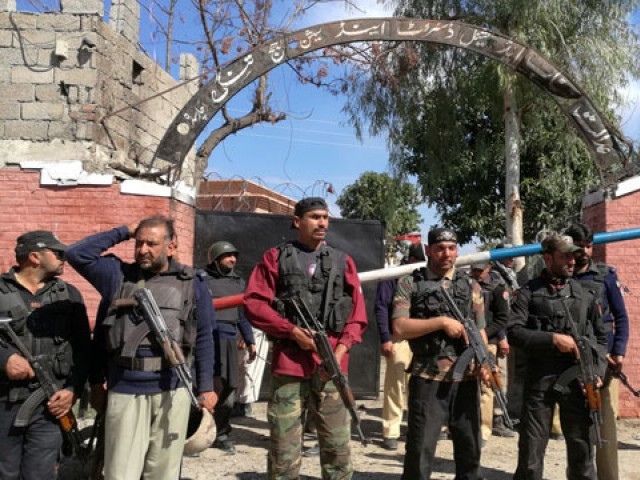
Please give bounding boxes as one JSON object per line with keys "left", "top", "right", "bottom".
{"left": 427, "top": 227, "right": 457, "bottom": 245}
{"left": 294, "top": 197, "right": 328, "bottom": 217}
{"left": 15, "top": 230, "right": 67, "bottom": 255}
{"left": 541, "top": 234, "right": 583, "bottom": 254}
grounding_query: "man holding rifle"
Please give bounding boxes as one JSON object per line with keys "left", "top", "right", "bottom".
{"left": 565, "top": 223, "right": 629, "bottom": 480}
{"left": 509, "top": 234, "right": 608, "bottom": 480}
{"left": 244, "top": 197, "right": 367, "bottom": 480}
{"left": 0, "top": 230, "right": 91, "bottom": 479}
{"left": 392, "top": 227, "right": 487, "bottom": 480}
{"left": 65, "top": 216, "right": 217, "bottom": 480}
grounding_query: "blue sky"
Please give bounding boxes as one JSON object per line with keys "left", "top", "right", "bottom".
{"left": 15, "top": 1, "right": 640, "bottom": 246}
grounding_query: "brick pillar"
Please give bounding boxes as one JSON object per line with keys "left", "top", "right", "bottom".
{"left": 179, "top": 53, "right": 200, "bottom": 96}
{"left": 60, "top": 0, "right": 103, "bottom": 15}
{"left": 110, "top": 0, "right": 139, "bottom": 44}
{"left": 0, "top": 0, "right": 16, "bottom": 12}
{"left": 0, "top": 170, "right": 196, "bottom": 328}
{"left": 583, "top": 183, "right": 640, "bottom": 418}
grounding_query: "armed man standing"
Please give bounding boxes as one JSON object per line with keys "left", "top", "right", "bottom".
{"left": 565, "top": 223, "right": 629, "bottom": 480}
{"left": 204, "top": 240, "right": 256, "bottom": 454}
{"left": 509, "top": 234, "right": 608, "bottom": 480}
{"left": 65, "top": 216, "right": 217, "bottom": 480}
{"left": 0, "top": 231, "right": 90, "bottom": 479}
{"left": 244, "top": 197, "right": 367, "bottom": 480}
{"left": 392, "top": 228, "right": 487, "bottom": 480}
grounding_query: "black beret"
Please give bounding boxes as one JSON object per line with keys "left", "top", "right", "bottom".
{"left": 294, "top": 197, "right": 328, "bottom": 217}
{"left": 427, "top": 227, "right": 457, "bottom": 245}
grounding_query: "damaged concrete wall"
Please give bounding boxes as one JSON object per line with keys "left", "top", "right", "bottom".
{"left": 0, "top": 1, "right": 200, "bottom": 194}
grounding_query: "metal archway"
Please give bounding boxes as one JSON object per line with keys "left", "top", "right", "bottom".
{"left": 153, "top": 18, "right": 635, "bottom": 188}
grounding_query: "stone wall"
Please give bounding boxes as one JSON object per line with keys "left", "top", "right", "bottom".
{"left": 583, "top": 179, "right": 640, "bottom": 418}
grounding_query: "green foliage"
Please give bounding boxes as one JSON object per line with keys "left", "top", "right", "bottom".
{"left": 336, "top": 171, "right": 423, "bottom": 236}
{"left": 344, "top": 0, "right": 640, "bottom": 243}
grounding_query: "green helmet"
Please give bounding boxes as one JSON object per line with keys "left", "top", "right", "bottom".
{"left": 208, "top": 241, "right": 239, "bottom": 263}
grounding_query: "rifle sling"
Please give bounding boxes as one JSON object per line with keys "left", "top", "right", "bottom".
{"left": 13, "top": 387, "right": 47, "bottom": 427}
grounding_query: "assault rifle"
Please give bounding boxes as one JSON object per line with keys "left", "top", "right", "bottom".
{"left": 613, "top": 369, "right": 640, "bottom": 397}
{"left": 440, "top": 286, "right": 518, "bottom": 430}
{"left": 554, "top": 301, "right": 606, "bottom": 448}
{"left": 288, "top": 296, "right": 368, "bottom": 446}
{"left": 128, "top": 288, "right": 200, "bottom": 408}
{"left": 0, "top": 317, "right": 90, "bottom": 463}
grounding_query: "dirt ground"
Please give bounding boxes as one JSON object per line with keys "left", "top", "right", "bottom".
{"left": 60, "top": 372, "right": 640, "bottom": 480}
{"left": 180, "top": 396, "right": 640, "bottom": 480}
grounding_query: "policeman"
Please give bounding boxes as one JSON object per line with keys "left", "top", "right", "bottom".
{"left": 0, "top": 230, "right": 90, "bottom": 479}
{"left": 65, "top": 216, "right": 218, "bottom": 480}
{"left": 509, "top": 234, "right": 608, "bottom": 480}
{"left": 244, "top": 197, "right": 367, "bottom": 480}
{"left": 392, "top": 227, "right": 486, "bottom": 480}
{"left": 565, "top": 223, "right": 629, "bottom": 480}
{"left": 470, "top": 261, "right": 515, "bottom": 440}
{"left": 377, "top": 243, "right": 424, "bottom": 451}
{"left": 204, "top": 241, "right": 256, "bottom": 454}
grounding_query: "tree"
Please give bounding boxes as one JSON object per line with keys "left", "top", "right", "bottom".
{"left": 336, "top": 171, "right": 423, "bottom": 236}
{"left": 343, "top": 0, "right": 640, "bottom": 244}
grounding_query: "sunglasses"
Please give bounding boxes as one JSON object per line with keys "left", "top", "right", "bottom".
{"left": 43, "top": 249, "right": 65, "bottom": 260}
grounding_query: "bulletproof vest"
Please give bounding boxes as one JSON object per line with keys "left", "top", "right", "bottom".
{"left": 275, "top": 243, "right": 351, "bottom": 334}
{"left": 408, "top": 269, "right": 472, "bottom": 365}
{"left": 205, "top": 272, "right": 244, "bottom": 324}
{"left": 103, "top": 265, "right": 196, "bottom": 370}
{"left": 527, "top": 278, "right": 593, "bottom": 338}
{"left": 575, "top": 263, "right": 610, "bottom": 322}
{"left": 0, "top": 275, "right": 74, "bottom": 401}
{"left": 478, "top": 271, "right": 505, "bottom": 324}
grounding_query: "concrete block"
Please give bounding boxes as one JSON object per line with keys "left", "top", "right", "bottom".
{"left": 2, "top": 47, "right": 31, "bottom": 65}
{"left": 0, "top": 84, "right": 34, "bottom": 102}
{"left": 35, "top": 84, "right": 63, "bottom": 102}
{"left": 19, "top": 31, "right": 56, "bottom": 46}
{"left": 0, "top": 67, "right": 10, "bottom": 83}
{"left": 37, "top": 14, "right": 81, "bottom": 31}
{"left": 21, "top": 102, "right": 65, "bottom": 121}
{"left": 55, "top": 68, "right": 98, "bottom": 86}
{"left": 47, "top": 120, "right": 74, "bottom": 138}
{"left": 61, "top": 0, "right": 103, "bottom": 16}
{"left": 0, "top": 13, "right": 37, "bottom": 30}
{"left": 0, "top": 0, "right": 16, "bottom": 12}
{"left": 110, "top": 0, "right": 140, "bottom": 44}
{"left": 0, "top": 120, "right": 5, "bottom": 137}
{"left": 11, "top": 66, "right": 54, "bottom": 84}
{"left": 0, "top": 102, "right": 19, "bottom": 119}
{"left": 0, "top": 30, "right": 14, "bottom": 47}
{"left": 4, "top": 120, "right": 48, "bottom": 139}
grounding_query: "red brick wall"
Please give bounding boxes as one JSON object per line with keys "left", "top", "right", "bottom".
{"left": 584, "top": 193, "right": 640, "bottom": 418}
{"left": 0, "top": 169, "right": 195, "bottom": 328}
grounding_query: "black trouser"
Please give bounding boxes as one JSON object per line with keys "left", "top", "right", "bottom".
{"left": 0, "top": 401, "right": 62, "bottom": 480}
{"left": 402, "top": 376, "right": 482, "bottom": 480}
{"left": 214, "top": 336, "right": 239, "bottom": 439}
{"left": 507, "top": 346, "right": 528, "bottom": 422}
{"left": 514, "top": 374, "right": 596, "bottom": 480}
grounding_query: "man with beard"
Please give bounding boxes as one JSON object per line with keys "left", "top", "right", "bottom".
{"left": 65, "top": 216, "right": 217, "bottom": 480}
{"left": 203, "top": 241, "right": 256, "bottom": 454}
{"left": 392, "top": 227, "right": 487, "bottom": 480}
{"left": 244, "top": 197, "right": 367, "bottom": 480}
{"left": 0, "top": 230, "right": 90, "bottom": 479}
{"left": 509, "top": 234, "right": 608, "bottom": 480}
{"left": 565, "top": 223, "right": 629, "bottom": 480}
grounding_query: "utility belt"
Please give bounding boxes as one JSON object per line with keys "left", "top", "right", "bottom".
{"left": 111, "top": 347, "right": 171, "bottom": 372}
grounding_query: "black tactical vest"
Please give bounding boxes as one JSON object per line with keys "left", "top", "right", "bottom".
{"left": 408, "top": 269, "right": 473, "bottom": 367}
{"left": 205, "top": 272, "right": 244, "bottom": 324}
{"left": 527, "top": 278, "right": 593, "bottom": 339}
{"left": 478, "top": 271, "right": 507, "bottom": 324}
{"left": 0, "top": 274, "right": 74, "bottom": 401}
{"left": 103, "top": 265, "right": 196, "bottom": 371}
{"left": 275, "top": 243, "right": 351, "bottom": 334}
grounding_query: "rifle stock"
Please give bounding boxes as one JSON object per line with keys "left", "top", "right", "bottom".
{"left": 289, "top": 297, "right": 368, "bottom": 446}
{"left": 614, "top": 370, "right": 640, "bottom": 397}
